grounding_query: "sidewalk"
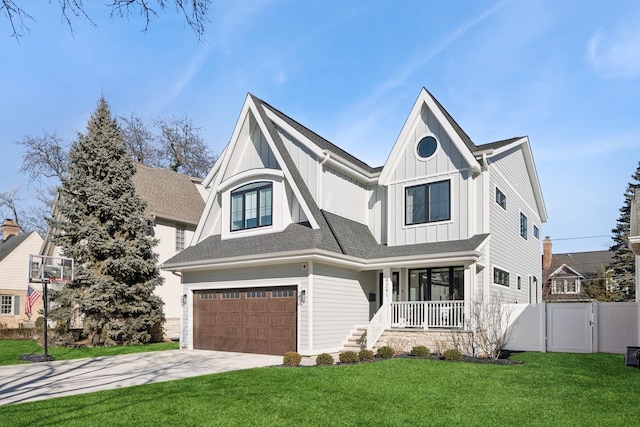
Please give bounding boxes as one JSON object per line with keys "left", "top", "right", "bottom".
{"left": 0, "top": 349, "right": 282, "bottom": 406}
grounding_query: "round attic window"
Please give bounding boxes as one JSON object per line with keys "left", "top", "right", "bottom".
{"left": 416, "top": 136, "right": 438, "bottom": 159}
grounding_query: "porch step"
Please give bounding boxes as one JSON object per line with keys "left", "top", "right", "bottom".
{"left": 340, "top": 327, "right": 367, "bottom": 352}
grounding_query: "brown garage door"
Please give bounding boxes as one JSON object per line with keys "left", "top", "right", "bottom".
{"left": 193, "top": 286, "right": 297, "bottom": 355}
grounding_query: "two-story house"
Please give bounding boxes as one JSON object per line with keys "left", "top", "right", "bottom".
{"left": 0, "top": 219, "right": 44, "bottom": 328}
{"left": 42, "top": 164, "right": 206, "bottom": 339}
{"left": 162, "top": 88, "right": 547, "bottom": 356}
{"left": 542, "top": 236, "right": 614, "bottom": 302}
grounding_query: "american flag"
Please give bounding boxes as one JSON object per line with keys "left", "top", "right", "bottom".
{"left": 25, "top": 284, "right": 41, "bottom": 315}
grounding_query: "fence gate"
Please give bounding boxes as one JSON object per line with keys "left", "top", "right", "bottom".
{"left": 546, "top": 303, "right": 594, "bottom": 353}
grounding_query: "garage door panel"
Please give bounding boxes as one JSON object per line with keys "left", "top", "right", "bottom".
{"left": 193, "top": 287, "right": 297, "bottom": 355}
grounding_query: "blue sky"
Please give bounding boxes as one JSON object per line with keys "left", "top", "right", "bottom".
{"left": 2, "top": 0, "right": 639, "bottom": 254}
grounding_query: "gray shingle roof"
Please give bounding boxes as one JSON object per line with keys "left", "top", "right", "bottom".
{"left": 258, "top": 98, "right": 382, "bottom": 173}
{"left": 0, "top": 232, "right": 35, "bottom": 262}
{"left": 163, "top": 209, "right": 488, "bottom": 268}
{"left": 132, "top": 163, "right": 205, "bottom": 225}
{"left": 545, "top": 250, "right": 613, "bottom": 277}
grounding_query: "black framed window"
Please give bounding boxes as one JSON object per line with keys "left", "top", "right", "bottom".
{"left": 495, "top": 187, "right": 506, "bottom": 210}
{"left": 533, "top": 225, "right": 539, "bottom": 239}
{"left": 408, "top": 267, "right": 464, "bottom": 301}
{"left": 405, "top": 180, "right": 450, "bottom": 225}
{"left": 520, "top": 213, "right": 528, "bottom": 239}
{"left": 231, "top": 182, "right": 273, "bottom": 231}
{"left": 494, "top": 268, "right": 509, "bottom": 287}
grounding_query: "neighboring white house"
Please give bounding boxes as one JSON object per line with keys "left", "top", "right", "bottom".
{"left": 162, "top": 88, "right": 548, "bottom": 356}
{"left": 0, "top": 220, "right": 44, "bottom": 328}
{"left": 42, "top": 164, "right": 206, "bottom": 339}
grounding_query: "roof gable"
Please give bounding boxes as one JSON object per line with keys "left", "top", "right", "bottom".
{"left": 192, "top": 94, "right": 324, "bottom": 243}
{"left": 379, "top": 88, "right": 481, "bottom": 185}
{"left": 0, "top": 232, "right": 41, "bottom": 263}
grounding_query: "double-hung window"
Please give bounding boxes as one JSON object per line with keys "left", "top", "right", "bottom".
{"left": 231, "top": 182, "right": 273, "bottom": 231}
{"left": 405, "top": 180, "right": 450, "bottom": 225}
{"left": 1, "top": 295, "right": 13, "bottom": 314}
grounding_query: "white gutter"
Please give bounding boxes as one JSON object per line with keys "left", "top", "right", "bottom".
{"left": 162, "top": 248, "right": 482, "bottom": 273}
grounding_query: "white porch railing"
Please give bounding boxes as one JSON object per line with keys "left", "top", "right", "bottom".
{"left": 391, "top": 301, "right": 465, "bottom": 329}
{"left": 366, "top": 303, "right": 389, "bottom": 350}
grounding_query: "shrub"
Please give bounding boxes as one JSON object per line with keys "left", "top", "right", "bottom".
{"left": 442, "top": 348, "right": 463, "bottom": 361}
{"left": 339, "top": 351, "right": 359, "bottom": 364}
{"left": 377, "top": 345, "right": 395, "bottom": 359}
{"left": 316, "top": 353, "right": 334, "bottom": 366}
{"left": 35, "top": 317, "right": 44, "bottom": 329}
{"left": 283, "top": 351, "right": 302, "bottom": 366}
{"left": 410, "top": 345, "right": 430, "bottom": 357}
{"left": 359, "top": 349, "right": 375, "bottom": 362}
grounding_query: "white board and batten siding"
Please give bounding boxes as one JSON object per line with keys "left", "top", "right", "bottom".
{"left": 223, "top": 114, "right": 280, "bottom": 182}
{"left": 310, "top": 263, "right": 376, "bottom": 353}
{"left": 180, "top": 263, "right": 308, "bottom": 351}
{"left": 385, "top": 109, "right": 472, "bottom": 247}
{"left": 488, "top": 147, "right": 542, "bottom": 303}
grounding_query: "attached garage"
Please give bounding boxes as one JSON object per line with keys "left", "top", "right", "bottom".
{"left": 193, "top": 286, "right": 297, "bottom": 355}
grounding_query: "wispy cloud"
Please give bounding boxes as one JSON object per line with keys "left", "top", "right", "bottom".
{"left": 150, "top": 45, "right": 212, "bottom": 114}
{"left": 587, "top": 25, "right": 640, "bottom": 78}
{"left": 333, "top": 0, "right": 511, "bottom": 151}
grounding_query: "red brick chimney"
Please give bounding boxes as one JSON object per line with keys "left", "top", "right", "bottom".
{"left": 543, "top": 236, "right": 552, "bottom": 270}
{"left": 2, "top": 219, "right": 21, "bottom": 241}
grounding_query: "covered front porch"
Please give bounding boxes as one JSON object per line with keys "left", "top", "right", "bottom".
{"left": 365, "top": 263, "right": 480, "bottom": 350}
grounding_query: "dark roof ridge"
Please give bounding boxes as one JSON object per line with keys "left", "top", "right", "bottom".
{"left": 424, "top": 88, "right": 476, "bottom": 151}
{"left": 254, "top": 95, "right": 381, "bottom": 173}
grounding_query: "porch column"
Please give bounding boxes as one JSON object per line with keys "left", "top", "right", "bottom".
{"left": 464, "top": 263, "right": 476, "bottom": 330}
{"left": 382, "top": 267, "right": 392, "bottom": 328}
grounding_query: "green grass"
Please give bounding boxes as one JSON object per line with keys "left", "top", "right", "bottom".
{"left": 0, "top": 340, "right": 179, "bottom": 365}
{"left": 1, "top": 352, "right": 638, "bottom": 426}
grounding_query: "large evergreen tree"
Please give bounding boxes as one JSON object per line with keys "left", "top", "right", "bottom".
{"left": 609, "top": 161, "right": 640, "bottom": 301}
{"left": 49, "top": 97, "right": 163, "bottom": 346}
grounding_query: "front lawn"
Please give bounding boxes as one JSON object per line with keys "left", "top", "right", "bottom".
{"left": 0, "top": 352, "right": 638, "bottom": 426}
{"left": 0, "top": 340, "right": 179, "bottom": 366}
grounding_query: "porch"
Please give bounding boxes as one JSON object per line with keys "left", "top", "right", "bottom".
{"left": 366, "top": 300, "right": 465, "bottom": 350}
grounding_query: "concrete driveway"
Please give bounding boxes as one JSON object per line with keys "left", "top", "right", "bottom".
{"left": 0, "top": 349, "right": 282, "bottom": 406}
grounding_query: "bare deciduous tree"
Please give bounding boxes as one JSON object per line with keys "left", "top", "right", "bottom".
{"left": 120, "top": 113, "right": 158, "bottom": 165}
{"left": 2, "top": 0, "right": 210, "bottom": 40}
{"left": 156, "top": 116, "right": 215, "bottom": 177}
{"left": 18, "top": 132, "right": 69, "bottom": 182}
{"left": 466, "top": 293, "right": 515, "bottom": 360}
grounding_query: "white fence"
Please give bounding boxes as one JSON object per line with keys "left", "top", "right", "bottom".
{"left": 505, "top": 302, "right": 640, "bottom": 354}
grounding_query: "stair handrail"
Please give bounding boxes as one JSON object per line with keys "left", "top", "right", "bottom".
{"left": 366, "top": 304, "right": 389, "bottom": 350}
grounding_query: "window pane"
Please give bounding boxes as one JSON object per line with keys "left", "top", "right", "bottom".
{"left": 231, "top": 193, "right": 243, "bottom": 231}
{"left": 429, "top": 181, "right": 450, "bottom": 221}
{"left": 520, "top": 213, "right": 528, "bottom": 239}
{"left": 245, "top": 190, "right": 258, "bottom": 228}
{"left": 430, "top": 268, "right": 450, "bottom": 301}
{"left": 259, "top": 186, "right": 272, "bottom": 226}
{"left": 405, "top": 185, "right": 426, "bottom": 225}
{"left": 452, "top": 267, "right": 464, "bottom": 300}
{"left": 1, "top": 295, "right": 12, "bottom": 314}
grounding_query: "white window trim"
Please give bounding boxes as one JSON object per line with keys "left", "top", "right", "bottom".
{"left": 519, "top": 211, "right": 528, "bottom": 240}
{"left": 492, "top": 265, "right": 511, "bottom": 288}
{"left": 413, "top": 133, "right": 440, "bottom": 162}
{"left": 401, "top": 178, "right": 454, "bottom": 229}
{"left": 220, "top": 171, "right": 288, "bottom": 240}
